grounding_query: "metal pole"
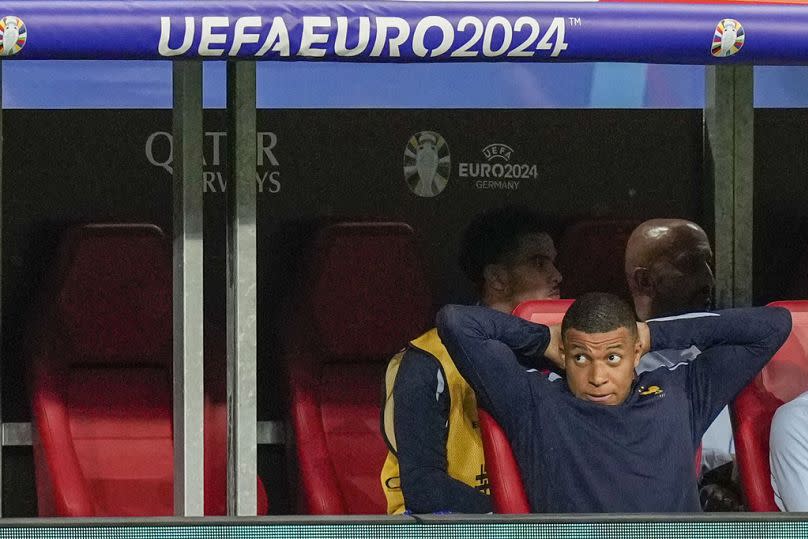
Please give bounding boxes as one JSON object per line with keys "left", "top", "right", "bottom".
{"left": 704, "top": 65, "right": 754, "bottom": 308}
{"left": 226, "top": 60, "right": 258, "bottom": 516}
{"left": 731, "top": 67, "right": 755, "bottom": 308}
{"left": 172, "top": 59, "right": 205, "bottom": 517}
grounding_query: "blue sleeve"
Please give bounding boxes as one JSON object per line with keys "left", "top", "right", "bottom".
{"left": 436, "top": 305, "right": 551, "bottom": 435}
{"left": 647, "top": 307, "right": 792, "bottom": 440}
{"left": 393, "top": 347, "right": 492, "bottom": 514}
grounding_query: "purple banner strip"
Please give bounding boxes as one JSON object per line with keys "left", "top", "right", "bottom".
{"left": 1, "top": 1, "right": 807, "bottom": 64}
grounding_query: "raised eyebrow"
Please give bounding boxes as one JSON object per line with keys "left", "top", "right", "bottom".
{"left": 566, "top": 345, "right": 590, "bottom": 354}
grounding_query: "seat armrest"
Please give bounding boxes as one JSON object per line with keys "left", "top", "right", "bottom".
{"left": 32, "top": 384, "right": 95, "bottom": 516}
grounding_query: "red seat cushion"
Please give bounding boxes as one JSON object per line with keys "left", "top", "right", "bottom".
{"left": 68, "top": 368, "right": 173, "bottom": 516}
{"left": 478, "top": 410, "right": 530, "bottom": 514}
{"left": 29, "top": 224, "right": 268, "bottom": 516}
{"left": 284, "top": 221, "right": 431, "bottom": 514}
{"left": 320, "top": 365, "right": 390, "bottom": 512}
{"left": 732, "top": 300, "right": 808, "bottom": 511}
{"left": 512, "top": 299, "right": 575, "bottom": 326}
{"left": 29, "top": 224, "right": 173, "bottom": 516}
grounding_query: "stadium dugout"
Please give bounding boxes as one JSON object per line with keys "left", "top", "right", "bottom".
{"left": 1, "top": 0, "right": 808, "bottom": 537}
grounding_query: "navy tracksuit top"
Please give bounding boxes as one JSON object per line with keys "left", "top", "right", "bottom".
{"left": 436, "top": 305, "right": 791, "bottom": 513}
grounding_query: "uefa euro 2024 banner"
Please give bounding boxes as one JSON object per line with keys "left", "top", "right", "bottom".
{"left": 1, "top": 1, "right": 808, "bottom": 64}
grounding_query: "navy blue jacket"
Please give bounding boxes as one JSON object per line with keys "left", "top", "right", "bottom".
{"left": 436, "top": 306, "right": 791, "bottom": 513}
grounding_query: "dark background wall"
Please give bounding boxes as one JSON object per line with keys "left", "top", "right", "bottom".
{"left": 1, "top": 108, "right": 803, "bottom": 516}
{"left": 754, "top": 110, "right": 808, "bottom": 305}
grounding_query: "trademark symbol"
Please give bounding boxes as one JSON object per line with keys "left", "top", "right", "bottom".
{"left": 568, "top": 17, "right": 582, "bottom": 27}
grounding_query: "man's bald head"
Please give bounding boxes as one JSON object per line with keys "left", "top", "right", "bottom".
{"left": 625, "top": 219, "right": 709, "bottom": 274}
{"left": 625, "top": 219, "right": 714, "bottom": 321}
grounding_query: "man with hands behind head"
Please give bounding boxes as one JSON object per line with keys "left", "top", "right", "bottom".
{"left": 437, "top": 293, "right": 790, "bottom": 512}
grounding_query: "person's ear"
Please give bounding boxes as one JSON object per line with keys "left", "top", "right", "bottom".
{"left": 633, "top": 338, "right": 643, "bottom": 368}
{"left": 483, "top": 263, "right": 509, "bottom": 293}
{"left": 631, "top": 267, "right": 654, "bottom": 295}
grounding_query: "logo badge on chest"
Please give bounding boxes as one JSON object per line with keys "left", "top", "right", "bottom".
{"left": 638, "top": 385, "right": 665, "bottom": 398}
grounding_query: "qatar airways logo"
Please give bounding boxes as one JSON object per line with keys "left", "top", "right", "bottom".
{"left": 157, "top": 15, "right": 570, "bottom": 59}
{"left": 145, "top": 131, "right": 281, "bottom": 194}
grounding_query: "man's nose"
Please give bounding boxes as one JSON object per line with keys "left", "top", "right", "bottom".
{"left": 588, "top": 363, "right": 608, "bottom": 386}
{"left": 551, "top": 264, "right": 562, "bottom": 284}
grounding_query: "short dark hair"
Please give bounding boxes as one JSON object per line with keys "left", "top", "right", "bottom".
{"left": 459, "top": 205, "right": 548, "bottom": 288}
{"left": 562, "top": 292, "right": 638, "bottom": 339}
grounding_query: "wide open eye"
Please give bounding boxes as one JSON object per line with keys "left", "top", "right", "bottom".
{"left": 607, "top": 354, "right": 622, "bottom": 364}
{"left": 573, "top": 354, "right": 588, "bottom": 364}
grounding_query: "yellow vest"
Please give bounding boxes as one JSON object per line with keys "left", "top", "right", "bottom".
{"left": 380, "top": 328, "right": 488, "bottom": 514}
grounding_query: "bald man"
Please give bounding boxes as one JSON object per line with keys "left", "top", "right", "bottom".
{"left": 625, "top": 219, "right": 714, "bottom": 323}
{"left": 625, "top": 219, "right": 741, "bottom": 510}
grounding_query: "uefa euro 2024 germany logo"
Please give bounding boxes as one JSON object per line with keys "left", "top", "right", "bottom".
{"left": 0, "top": 16, "right": 27, "bottom": 57}
{"left": 711, "top": 19, "right": 744, "bottom": 58}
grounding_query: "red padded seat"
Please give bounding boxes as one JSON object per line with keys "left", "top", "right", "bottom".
{"left": 732, "top": 300, "right": 808, "bottom": 512}
{"left": 28, "top": 224, "right": 267, "bottom": 516}
{"left": 283, "top": 221, "right": 431, "bottom": 514}
{"left": 28, "top": 224, "right": 174, "bottom": 516}
{"left": 557, "top": 219, "right": 641, "bottom": 300}
{"left": 478, "top": 410, "right": 530, "bottom": 514}
{"left": 479, "top": 299, "right": 573, "bottom": 513}
{"left": 512, "top": 299, "right": 575, "bottom": 326}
